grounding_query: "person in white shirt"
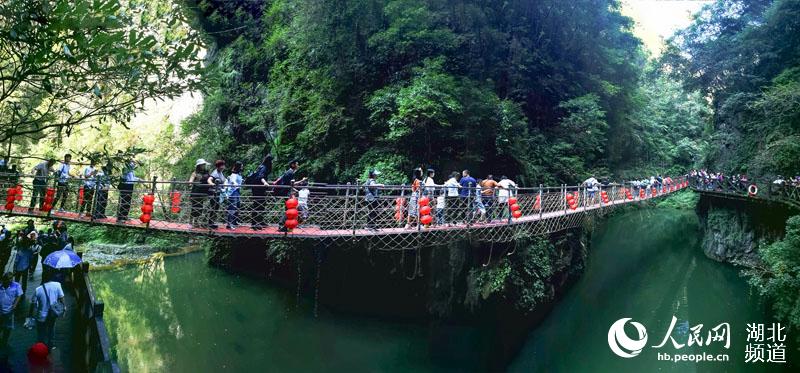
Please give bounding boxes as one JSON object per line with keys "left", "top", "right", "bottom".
{"left": 79, "top": 160, "right": 98, "bottom": 216}
{"left": 27, "top": 274, "right": 65, "bottom": 348}
{"left": 423, "top": 169, "right": 438, "bottom": 197}
{"left": 225, "top": 162, "right": 243, "bottom": 230}
{"left": 443, "top": 172, "right": 460, "bottom": 224}
{"left": 497, "top": 176, "right": 517, "bottom": 221}
{"left": 52, "top": 154, "right": 73, "bottom": 212}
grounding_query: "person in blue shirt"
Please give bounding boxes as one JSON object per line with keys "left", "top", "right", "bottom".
{"left": 0, "top": 272, "right": 23, "bottom": 345}
{"left": 458, "top": 170, "right": 477, "bottom": 224}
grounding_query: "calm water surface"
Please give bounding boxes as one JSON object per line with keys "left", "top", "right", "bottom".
{"left": 92, "top": 208, "right": 796, "bottom": 372}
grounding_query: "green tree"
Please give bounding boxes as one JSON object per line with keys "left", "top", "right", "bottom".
{"left": 0, "top": 0, "right": 203, "bottom": 145}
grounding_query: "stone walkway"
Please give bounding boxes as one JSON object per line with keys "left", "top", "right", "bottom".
{"left": 0, "top": 260, "right": 76, "bottom": 372}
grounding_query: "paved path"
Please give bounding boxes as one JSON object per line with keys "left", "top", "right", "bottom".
{"left": 0, "top": 260, "right": 76, "bottom": 372}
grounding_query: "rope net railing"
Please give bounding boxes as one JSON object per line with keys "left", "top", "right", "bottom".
{"left": 0, "top": 172, "right": 689, "bottom": 248}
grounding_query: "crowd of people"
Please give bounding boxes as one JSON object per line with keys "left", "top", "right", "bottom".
{"left": 689, "top": 169, "right": 800, "bottom": 194}
{"left": 13, "top": 153, "right": 697, "bottom": 232}
{"left": 0, "top": 219, "right": 71, "bottom": 353}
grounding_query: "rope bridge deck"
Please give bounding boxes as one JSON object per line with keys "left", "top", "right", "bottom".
{"left": 0, "top": 173, "right": 689, "bottom": 248}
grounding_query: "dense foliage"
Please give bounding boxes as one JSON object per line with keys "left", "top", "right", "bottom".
{"left": 0, "top": 0, "right": 203, "bottom": 152}
{"left": 747, "top": 216, "right": 800, "bottom": 338}
{"left": 179, "top": 0, "right": 709, "bottom": 185}
{"left": 663, "top": 0, "right": 800, "bottom": 177}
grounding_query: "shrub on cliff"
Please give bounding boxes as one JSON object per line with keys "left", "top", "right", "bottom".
{"left": 747, "top": 215, "right": 800, "bottom": 338}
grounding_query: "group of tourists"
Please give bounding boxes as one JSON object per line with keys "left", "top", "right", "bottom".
{"left": 366, "top": 168, "right": 519, "bottom": 229}
{"left": 187, "top": 156, "right": 308, "bottom": 231}
{"left": 689, "top": 169, "right": 800, "bottom": 195}
{"left": 28, "top": 153, "right": 136, "bottom": 222}
{"left": 0, "top": 219, "right": 71, "bottom": 351}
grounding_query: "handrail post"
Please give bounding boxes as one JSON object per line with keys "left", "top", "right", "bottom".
{"left": 351, "top": 182, "right": 359, "bottom": 236}
{"left": 538, "top": 184, "right": 543, "bottom": 220}
{"left": 582, "top": 186, "right": 587, "bottom": 212}
{"left": 562, "top": 184, "right": 567, "bottom": 215}
{"left": 90, "top": 177, "right": 100, "bottom": 223}
{"left": 344, "top": 182, "right": 351, "bottom": 229}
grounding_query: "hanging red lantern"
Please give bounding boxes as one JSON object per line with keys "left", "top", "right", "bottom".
{"left": 141, "top": 204, "right": 154, "bottom": 214}
{"left": 418, "top": 196, "right": 430, "bottom": 207}
{"left": 285, "top": 208, "right": 299, "bottom": 220}
{"left": 14, "top": 185, "right": 22, "bottom": 201}
{"left": 170, "top": 191, "right": 182, "bottom": 214}
{"left": 284, "top": 219, "right": 299, "bottom": 230}
{"left": 142, "top": 194, "right": 155, "bottom": 205}
{"left": 510, "top": 203, "right": 521, "bottom": 212}
{"left": 419, "top": 205, "right": 432, "bottom": 216}
{"left": 78, "top": 186, "right": 85, "bottom": 207}
{"left": 139, "top": 214, "right": 151, "bottom": 223}
{"left": 533, "top": 195, "right": 541, "bottom": 210}
{"left": 171, "top": 207, "right": 181, "bottom": 214}
{"left": 285, "top": 198, "right": 298, "bottom": 209}
{"left": 508, "top": 197, "right": 517, "bottom": 205}
{"left": 512, "top": 210, "right": 523, "bottom": 219}
{"left": 4, "top": 202, "right": 13, "bottom": 211}
{"left": 420, "top": 214, "right": 433, "bottom": 225}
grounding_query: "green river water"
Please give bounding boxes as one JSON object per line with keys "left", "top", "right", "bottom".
{"left": 92, "top": 208, "right": 797, "bottom": 372}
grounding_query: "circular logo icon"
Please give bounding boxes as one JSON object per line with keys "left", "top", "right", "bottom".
{"left": 608, "top": 318, "right": 648, "bottom": 358}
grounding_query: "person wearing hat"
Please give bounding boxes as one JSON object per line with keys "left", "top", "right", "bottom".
{"left": 189, "top": 159, "right": 212, "bottom": 228}
{"left": 116, "top": 158, "right": 139, "bottom": 222}
{"left": 364, "top": 170, "right": 384, "bottom": 230}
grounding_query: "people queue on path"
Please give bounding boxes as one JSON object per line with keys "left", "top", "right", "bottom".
{"left": 0, "top": 219, "right": 72, "bottom": 352}
{"left": 689, "top": 169, "right": 800, "bottom": 195}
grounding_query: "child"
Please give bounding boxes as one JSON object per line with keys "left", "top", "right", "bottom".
{"left": 435, "top": 190, "right": 446, "bottom": 225}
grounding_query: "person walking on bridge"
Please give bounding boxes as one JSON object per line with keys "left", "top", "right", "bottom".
{"left": 116, "top": 159, "right": 139, "bottom": 223}
{"left": 364, "top": 170, "right": 384, "bottom": 230}
{"left": 207, "top": 160, "right": 226, "bottom": 229}
{"left": 28, "top": 159, "right": 55, "bottom": 213}
{"left": 497, "top": 176, "right": 517, "bottom": 221}
{"left": 189, "top": 159, "right": 211, "bottom": 229}
{"left": 404, "top": 168, "right": 423, "bottom": 229}
{"left": 480, "top": 175, "right": 498, "bottom": 221}
{"left": 92, "top": 164, "right": 111, "bottom": 220}
{"left": 78, "top": 160, "right": 98, "bottom": 217}
{"left": 275, "top": 160, "right": 306, "bottom": 232}
{"left": 52, "top": 154, "right": 73, "bottom": 213}
{"left": 459, "top": 170, "right": 477, "bottom": 224}
{"left": 246, "top": 155, "right": 273, "bottom": 230}
{"left": 225, "top": 161, "right": 243, "bottom": 230}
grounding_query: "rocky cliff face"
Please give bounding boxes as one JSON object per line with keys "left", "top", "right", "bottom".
{"left": 697, "top": 195, "right": 791, "bottom": 267}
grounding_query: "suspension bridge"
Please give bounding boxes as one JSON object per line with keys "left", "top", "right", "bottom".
{"left": 0, "top": 172, "right": 698, "bottom": 248}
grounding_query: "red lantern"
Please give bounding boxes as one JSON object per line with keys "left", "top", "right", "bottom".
{"left": 418, "top": 196, "right": 430, "bottom": 207}
{"left": 141, "top": 205, "right": 154, "bottom": 214}
{"left": 41, "top": 203, "right": 52, "bottom": 212}
{"left": 565, "top": 194, "right": 574, "bottom": 201}
{"left": 14, "top": 185, "right": 22, "bottom": 201}
{"left": 170, "top": 191, "right": 181, "bottom": 213}
{"left": 508, "top": 197, "right": 518, "bottom": 205}
{"left": 512, "top": 210, "right": 523, "bottom": 219}
{"left": 284, "top": 219, "right": 298, "bottom": 230}
{"left": 419, "top": 205, "right": 432, "bottom": 216}
{"left": 143, "top": 194, "right": 155, "bottom": 205}
{"left": 5, "top": 196, "right": 14, "bottom": 204}
{"left": 420, "top": 214, "right": 433, "bottom": 225}
{"left": 285, "top": 208, "right": 299, "bottom": 219}
{"left": 4, "top": 202, "right": 13, "bottom": 211}
{"left": 171, "top": 207, "right": 181, "bottom": 214}
{"left": 285, "top": 198, "right": 299, "bottom": 209}
{"left": 510, "top": 203, "right": 520, "bottom": 212}
{"left": 78, "top": 186, "right": 85, "bottom": 206}
{"left": 45, "top": 188, "right": 55, "bottom": 197}
{"left": 139, "top": 214, "right": 151, "bottom": 223}
{"left": 533, "top": 195, "right": 541, "bottom": 210}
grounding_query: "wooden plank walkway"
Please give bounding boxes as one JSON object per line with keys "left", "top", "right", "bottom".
{"left": 0, "top": 260, "right": 76, "bottom": 372}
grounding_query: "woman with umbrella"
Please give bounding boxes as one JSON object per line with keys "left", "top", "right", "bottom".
{"left": 42, "top": 241, "right": 82, "bottom": 285}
